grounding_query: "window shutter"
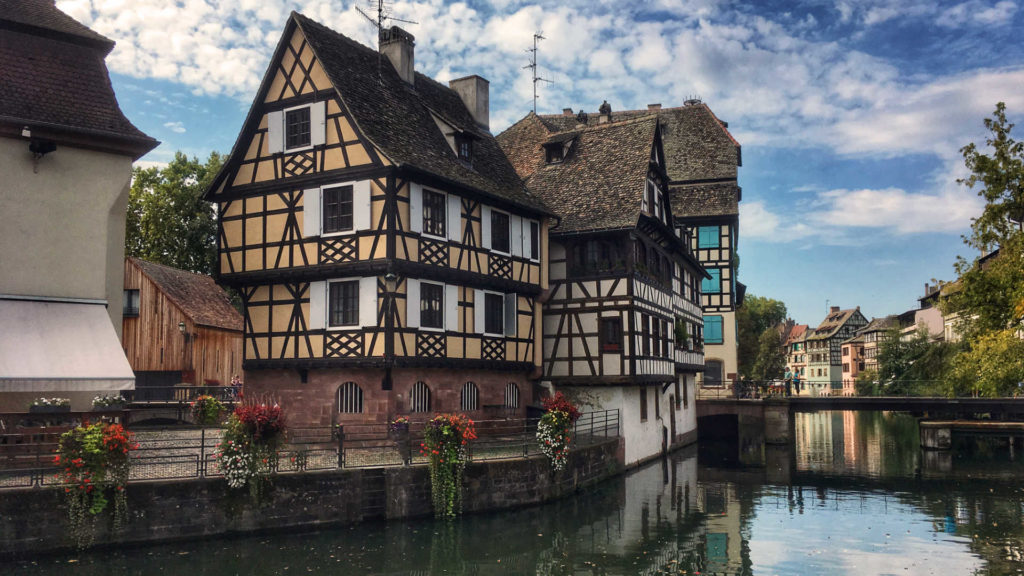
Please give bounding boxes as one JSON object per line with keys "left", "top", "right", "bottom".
{"left": 310, "top": 101, "right": 326, "bottom": 146}
{"left": 406, "top": 278, "right": 420, "bottom": 329}
{"left": 359, "top": 277, "right": 377, "bottom": 327}
{"left": 409, "top": 183, "right": 422, "bottom": 233}
{"left": 267, "top": 110, "right": 284, "bottom": 153}
{"left": 510, "top": 215, "right": 523, "bottom": 257}
{"left": 445, "top": 284, "right": 458, "bottom": 331}
{"left": 474, "top": 289, "right": 485, "bottom": 334}
{"left": 481, "top": 205, "right": 491, "bottom": 249}
{"left": 308, "top": 281, "right": 326, "bottom": 330}
{"left": 504, "top": 293, "right": 517, "bottom": 337}
{"left": 303, "top": 188, "right": 320, "bottom": 237}
{"left": 447, "top": 194, "right": 461, "bottom": 241}
{"left": 354, "top": 180, "right": 372, "bottom": 231}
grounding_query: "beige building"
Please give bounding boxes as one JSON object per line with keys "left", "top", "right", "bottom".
{"left": 839, "top": 334, "right": 865, "bottom": 396}
{"left": 785, "top": 324, "right": 809, "bottom": 380}
{"left": 859, "top": 316, "right": 898, "bottom": 374}
{"left": 0, "top": 0, "right": 157, "bottom": 411}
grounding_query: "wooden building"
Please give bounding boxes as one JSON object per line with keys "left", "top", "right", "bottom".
{"left": 498, "top": 109, "right": 707, "bottom": 464}
{"left": 204, "top": 14, "right": 552, "bottom": 426}
{"left": 0, "top": 0, "right": 157, "bottom": 412}
{"left": 806, "top": 306, "right": 868, "bottom": 395}
{"left": 122, "top": 258, "right": 243, "bottom": 389}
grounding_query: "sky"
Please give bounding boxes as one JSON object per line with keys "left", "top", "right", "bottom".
{"left": 56, "top": 0, "right": 1024, "bottom": 327}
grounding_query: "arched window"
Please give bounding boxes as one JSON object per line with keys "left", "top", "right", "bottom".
{"left": 410, "top": 381, "right": 431, "bottom": 413}
{"left": 461, "top": 381, "right": 479, "bottom": 411}
{"left": 504, "top": 382, "right": 520, "bottom": 409}
{"left": 338, "top": 381, "right": 363, "bottom": 413}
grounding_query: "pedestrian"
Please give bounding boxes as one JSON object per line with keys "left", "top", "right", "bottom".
{"left": 784, "top": 367, "right": 793, "bottom": 397}
{"left": 793, "top": 371, "right": 802, "bottom": 395}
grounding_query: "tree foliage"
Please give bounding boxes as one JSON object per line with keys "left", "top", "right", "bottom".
{"left": 126, "top": 151, "right": 223, "bottom": 275}
{"left": 877, "top": 326, "right": 960, "bottom": 396}
{"left": 750, "top": 328, "right": 786, "bottom": 382}
{"left": 736, "top": 295, "right": 787, "bottom": 379}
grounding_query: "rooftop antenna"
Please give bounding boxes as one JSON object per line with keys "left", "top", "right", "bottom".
{"left": 355, "top": 0, "right": 418, "bottom": 82}
{"left": 523, "top": 32, "right": 553, "bottom": 114}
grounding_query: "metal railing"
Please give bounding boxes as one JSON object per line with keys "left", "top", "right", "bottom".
{"left": 125, "top": 385, "right": 242, "bottom": 404}
{"left": 0, "top": 410, "right": 620, "bottom": 490}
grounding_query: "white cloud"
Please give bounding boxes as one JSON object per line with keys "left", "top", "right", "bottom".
{"left": 163, "top": 121, "right": 186, "bottom": 133}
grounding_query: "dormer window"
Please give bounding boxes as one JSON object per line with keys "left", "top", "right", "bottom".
{"left": 455, "top": 134, "right": 472, "bottom": 161}
{"left": 544, "top": 143, "right": 564, "bottom": 163}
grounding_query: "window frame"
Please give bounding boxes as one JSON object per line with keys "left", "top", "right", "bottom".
{"left": 337, "top": 381, "right": 364, "bottom": 414}
{"left": 410, "top": 381, "right": 432, "bottom": 413}
{"left": 528, "top": 220, "right": 540, "bottom": 262}
{"left": 599, "top": 317, "right": 623, "bottom": 353}
{"left": 704, "top": 315, "right": 724, "bottom": 344}
{"left": 328, "top": 280, "right": 360, "bottom": 328}
{"left": 123, "top": 289, "right": 140, "bottom": 318}
{"left": 639, "top": 387, "right": 648, "bottom": 422}
{"left": 455, "top": 133, "right": 473, "bottom": 161}
{"left": 419, "top": 281, "right": 444, "bottom": 331}
{"left": 697, "top": 226, "right": 720, "bottom": 248}
{"left": 483, "top": 291, "right": 505, "bottom": 336}
{"left": 421, "top": 188, "right": 447, "bottom": 240}
{"left": 489, "top": 209, "right": 511, "bottom": 255}
{"left": 321, "top": 184, "right": 355, "bottom": 236}
{"left": 283, "top": 103, "right": 314, "bottom": 153}
{"left": 701, "top": 268, "right": 722, "bottom": 294}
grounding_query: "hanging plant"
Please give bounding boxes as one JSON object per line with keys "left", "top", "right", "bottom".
{"left": 215, "top": 398, "right": 286, "bottom": 503}
{"left": 420, "top": 414, "right": 476, "bottom": 518}
{"left": 54, "top": 422, "right": 137, "bottom": 548}
{"left": 537, "top": 393, "right": 580, "bottom": 472}
{"left": 190, "top": 394, "right": 225, "bottom": 426}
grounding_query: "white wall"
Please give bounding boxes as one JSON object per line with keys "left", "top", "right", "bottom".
{"left": 0, "top": 137, "right": 133, "bottom": 334}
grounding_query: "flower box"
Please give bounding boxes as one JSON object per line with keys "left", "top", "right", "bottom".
{"left": 29, "top": 405, "right": 71, "bottom": 414}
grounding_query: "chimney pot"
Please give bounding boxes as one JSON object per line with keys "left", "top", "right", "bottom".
{"left": 562, "top": 108, "right": 573, "bottom": 116}
{"left": 830, "top": 306, "right": 840, "bottom": 313}
{"left": 449, "top": 75, "right": 489, "bottom": 130}
{"left": 647, "top": 103, "right": 662, "bottom": 111}
{"left": 379, "top": 26, "right": 415, "bottom": 85}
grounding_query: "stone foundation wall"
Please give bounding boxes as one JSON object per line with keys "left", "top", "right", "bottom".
{"left": 0, "top": 438, "right": 622, "bottom": 558}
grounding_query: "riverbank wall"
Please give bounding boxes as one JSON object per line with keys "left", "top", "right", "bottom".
{"left": 0, "top": 437, "right": 622, "bottom": 558}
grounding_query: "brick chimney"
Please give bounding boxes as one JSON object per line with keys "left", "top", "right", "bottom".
{"left": 449, "top": 75, "right": 489, "bottom": 130}
{"left": 647, "top": 103, "right": 662, "bottom": 111}
{"left": 830, "top": 306, "right": 840, "bottom": 313}
{"left": 380, "top": 26, "right": 415, "bottom": 85}
{"left": 562, "top": 108, "right": 573, "bottom": 116}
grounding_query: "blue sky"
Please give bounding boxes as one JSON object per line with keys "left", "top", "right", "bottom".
{"left": 59, "top": 0, "right": 1024, "bottom": 327}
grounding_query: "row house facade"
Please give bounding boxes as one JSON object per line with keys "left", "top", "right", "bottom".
{"left": 205, "top": 14, "right": 553, "bottom": 426}
{"left": 805, "top": 306, "right": 868, "bottom": 395}
{"left": 859, "top": 316, "right": 897, "bottom": 374}
{"left": 838, "top": 334, "right": 865, "bottom": 396}
{"left": 785, "top": 324, "right": 809, "bottom": 379}
{"left": 498, "top": 110, "right": 707, "bottom": 465}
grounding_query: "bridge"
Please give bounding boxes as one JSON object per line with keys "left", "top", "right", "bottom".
{"left": 696, "top": 396, "right": 1024, "bottom": 445}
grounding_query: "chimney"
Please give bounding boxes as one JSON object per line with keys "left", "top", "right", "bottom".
{"left": 830, "top": 306, "right": 840, "bottom": 313}
{"left": 449, "top": 75, "right": 489, "bottom": 130}
{"left": 647, "top": 103, "right": 662, "bottom": 111}
{"left": 562, "top": 108, "right": 574, "bottom": 116}
{"left": 598, "top": 100, "right": 612, "bottom": 124}
{"left": 379, "top": 26, "right": 415, "bottom": 85}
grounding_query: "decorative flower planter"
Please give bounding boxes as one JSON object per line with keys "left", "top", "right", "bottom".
{"left": 29, "top": 405, "right": 71, "bottom": 414}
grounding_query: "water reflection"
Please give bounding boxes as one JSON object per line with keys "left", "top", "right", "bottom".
{"left": 8, "top": 412, "right": 1024, "bottom": 575}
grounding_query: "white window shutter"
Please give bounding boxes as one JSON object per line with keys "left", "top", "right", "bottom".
{"left": 267, "top": 111, "right": 284, "bottom": 154}
{"left": 445, "top": 284, "right": 458, "bottom": 331}
{"left": 481, "top": 205, "right": 491, "bottom": 249}
{"left": 510, "top": 215, "right": 523, "bottom": 257}
{"left": 354, "top": 180, "right": 372, "bottom": 231}
{"left": 409, "top": 183, "right": 422, "bottom": 233}
{"left": 308, "top": 281, "right": 326, "bottom": 330}
{"left": 359, "top": 277, "right": 377, "bottom": 327}
{"left": 303, "top": 188, "right": 320, "bottom": 237}
{"left": 447, "top": 194, "right": 461, "bottom": 241}
{"left": 474, "top": 289, "right": 485, "bottom": 334}
{"left": 406, "top": 278, "right": 420, "bottom": 329}
{"left": 310, "top": 101, "right": 327, "bottom": 146}
{"left": 504, "top": 293, "right": 517, "bottom": 337}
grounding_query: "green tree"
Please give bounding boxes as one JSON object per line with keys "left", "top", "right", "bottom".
{"left": 947, "top": 331, "right": 1024, "bottom": 397}
{"left": 736, "top": 295, "right": 787, "bottom": 379}
{"left": 877, "top": 326, "right": 960, "bottom": 395}
{"left": 750, "top": 328, "right": 786, "bottom": 382}
{"left": 126, "top": 151, "right": 224, "bottom": 274}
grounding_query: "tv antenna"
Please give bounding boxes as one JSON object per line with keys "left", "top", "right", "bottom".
{"left": 355, "top": 0, "right": 418, "bottom": 81}
{"left": 523, "top": 32, "right": 553, "bottom": 114}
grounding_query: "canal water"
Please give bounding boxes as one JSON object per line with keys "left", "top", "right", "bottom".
{"left": 8, "top": 411, "right": 1024, "bottom": 575}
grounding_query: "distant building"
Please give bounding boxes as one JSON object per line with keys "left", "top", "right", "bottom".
{"left": 859, "top": 316, "right": 899, "bottom": 374}
{"left": 805, "top": 306, "right": 868, "bottom": 395}
{"left": 0, "top": 0, "right": 157, "bottom": 411}
{"left": 122, "top": 258, "right": 243, "bottom": 391}
{"left": 839, "top": 334, "right": 865, "bottom": 396}
{"left": 784, "top": 324, "right": 809, "bottom": 380}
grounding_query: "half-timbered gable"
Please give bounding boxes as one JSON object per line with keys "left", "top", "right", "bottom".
{"left": 206, "top": 13, "right": 550, "bottom": 426}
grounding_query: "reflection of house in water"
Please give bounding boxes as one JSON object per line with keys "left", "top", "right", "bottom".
{"left": 794, "top": 411, "right": 835, "bottom": 471}
{"left": 698, "top": 481, "right": 748, "bottom": 574}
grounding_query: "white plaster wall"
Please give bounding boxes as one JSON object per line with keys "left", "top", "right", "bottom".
{"left": 565, "top": 384, "right": 673, "bottom": 466}
{"left": 0, "top": 137, "right": 132, "bottom": 334}
{"left": 700, "top": 309, "right": 738, "bottom": 385}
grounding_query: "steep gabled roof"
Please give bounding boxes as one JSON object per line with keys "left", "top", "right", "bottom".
{"left": 497, "top": 114, "right": 660, "bottom": 234}
{"left": 785, "top": 324, "right": 808, "bottom": 345}
{"left": 808, "top": 308, "right": 864, "bottom": 340}
{"left": 858, "top": 315, "right": 899, "bottom": 335}
{"left": 130, "top": 258, "right": 242, "bottom": 332}
{"left": 0, "top": 0, "right": 157, "bottom": 157}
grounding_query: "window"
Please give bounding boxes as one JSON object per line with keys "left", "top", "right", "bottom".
{"left": 285, "top": 106, "right": 311, "bottom": 150}
{"left": 651, "top": 318, "right": 660, "bottom": 357}
{"left": 544, "top": 143, "right": 563, "bottom": 163}
{"left": 123, "top": 289, "right": 139, "bottom": 317}
{"left": 842, "top": 363, "right": 850, "bottom": 372}
{"left": 504, "top": 383, "right": 520, "bottom": 409}
{"left": 640, "top": 387, "right": 648, "bottom": 421}
{"left": 329, "top": 281, "right": 359, "bottom": 327}
{"left": 529, "top": 221, "right": 540, "bottom": 261}
{"left": 420, "top": 282, "right": 444, "bottom": 329}
{"left": 646, "top": 180, "right": 656, "bottom": 214}
{"left": 422, "top": 189, "right": 446, "bottom": 237}
{"left": 697, "top": 226, "right": 720, "bottom": 248}
{"left": 655, "top": 389, "right": 660, "bottom": 419}
{"left": 675, "top": 380, "right": 681, "bottom": 410}
{"left": 455, "top": 134, "right": 472, "bottom": 161}
{"left": 702, "top": 269, "right": 722, "bottom": 294}
{"left": 662, "top": 319, "right": 671, "bottom": 357}
{"left": 461, "top": 381, "right": 479, "bottom": 411}
{"left": 705, "top": 315, "right": 723, "bottom": 344}
{"left": 338, "top": 381, "right": 363, "bottom": 413}
{"left": 642, "top": 315, "right": 651, "bottom": 355}
{"left": 490, "top": 210, "right": 510, "bottom": 253}
{"left": 682, "top": 378, "right": 688, "bottom": 408}
{"left": 485, "top": 292, "right": 504, "bottom": 335}
{"left": 842, "top": 347, "right": 849, "bottom": 357}
{"left": 410, "top": 381, "right": 431, "bottom": 412}
{"left": 323, "top": 185, "right": 354, "bottom": 234}
{"left": 600, "top": 318, "right": 623, "bottom": 352}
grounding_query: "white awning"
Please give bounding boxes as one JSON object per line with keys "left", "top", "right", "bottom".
{"left": 0, "top": 299, "right": 135, "bottom": 392}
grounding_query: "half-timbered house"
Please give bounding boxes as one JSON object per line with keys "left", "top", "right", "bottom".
{"left": 204, "top": 14, "right": 552, "bottom": 426}
{"left": 498, "top": 110, "right": 707, "bottom": 465}
{"left": 806, "top": 306, "right": 868, "bottom": 395}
